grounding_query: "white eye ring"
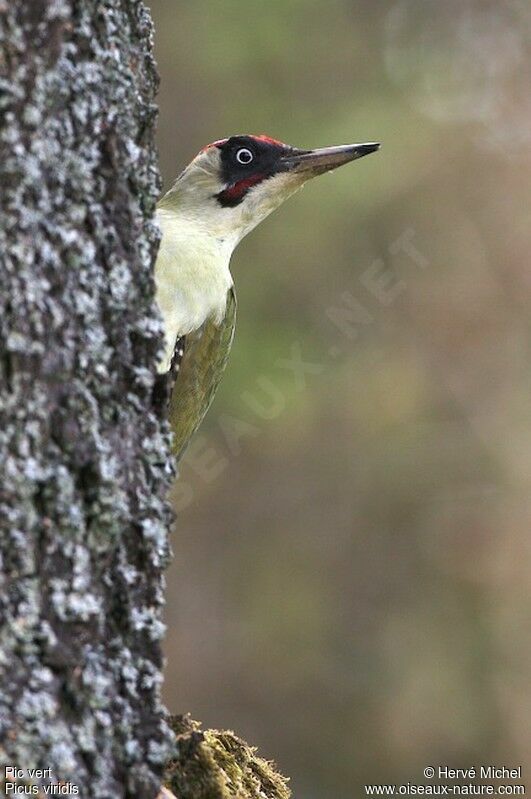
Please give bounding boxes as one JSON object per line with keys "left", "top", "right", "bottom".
{"left": 236, "top": 147, "right": 254, "bottom": 165}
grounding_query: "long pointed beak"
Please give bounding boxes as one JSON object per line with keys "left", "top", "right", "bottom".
{"left": 281, "top": 142, "right": 380, "bottom": 176}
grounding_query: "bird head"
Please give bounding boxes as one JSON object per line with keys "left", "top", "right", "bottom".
{"left": 159, "top": 134, "right": 380, "bottom": 246}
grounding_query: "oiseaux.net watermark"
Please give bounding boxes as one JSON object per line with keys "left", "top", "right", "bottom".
{"left": 174, "top": 227, "right": 429, "bottom": 512}
{"left": 365, "top": 765, "right": 526, "bottom": 796}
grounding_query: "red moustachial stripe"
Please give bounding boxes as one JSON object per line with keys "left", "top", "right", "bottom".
{"left": 222, "top": 173, "right": 266, "bottom": 201}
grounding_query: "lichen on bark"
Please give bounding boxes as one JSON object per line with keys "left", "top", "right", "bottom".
{"left": 164, "top": 716, "right": 291, "bottom": 799}
{"left": 0, "top": 2, "right": 173, "bottom": 797}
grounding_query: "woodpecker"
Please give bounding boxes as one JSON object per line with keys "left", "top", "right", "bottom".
{"left": 155, "top": 135, "right": 380, "bottom": 458}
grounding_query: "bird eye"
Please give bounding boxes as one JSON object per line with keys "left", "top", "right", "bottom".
{"left": 235, "top": 147, "right": 254, "bottom": 165}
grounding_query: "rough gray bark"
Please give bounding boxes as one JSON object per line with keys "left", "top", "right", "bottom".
{"left": 0, "top": 2, "right": 173, "bottom": 797}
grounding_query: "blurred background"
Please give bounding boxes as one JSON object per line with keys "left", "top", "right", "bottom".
{"left": 149, "top": 1, "right": 531, "bottom": 795}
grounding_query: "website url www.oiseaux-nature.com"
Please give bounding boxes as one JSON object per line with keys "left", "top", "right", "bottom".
{"left": 364, "top": 785, "right": 525, "bottom": 796}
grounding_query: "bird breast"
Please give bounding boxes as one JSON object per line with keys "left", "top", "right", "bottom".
{"left": 155, "top": 209, "right": 234, "bottom": 372}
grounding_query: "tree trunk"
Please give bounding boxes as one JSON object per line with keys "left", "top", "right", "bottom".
{"left": 0, "top": 2, "right": 173, "bottom": 797}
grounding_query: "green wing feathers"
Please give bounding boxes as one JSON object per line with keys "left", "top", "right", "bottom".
{"left": 168, "top": 288, "right": 236, "bottom": 460}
